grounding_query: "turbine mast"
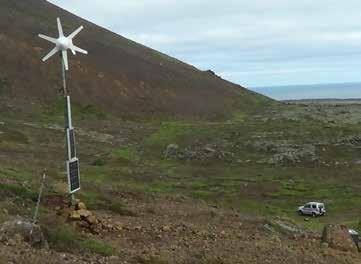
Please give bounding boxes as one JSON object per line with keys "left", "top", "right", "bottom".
{"left": 38, "top": 18, "right": 88, "bottom": 205}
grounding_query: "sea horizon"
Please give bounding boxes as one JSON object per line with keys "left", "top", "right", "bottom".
{"left": 251, "top": 82, "right": 361, "bottom": 100}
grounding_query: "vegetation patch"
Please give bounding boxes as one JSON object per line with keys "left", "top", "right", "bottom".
{"left": 112, "top": 147, "right": 140, "bottom": 163}
{"left": 41, "top": 99, "right": 108, "bottom": 124}
{"left": 80, "top": 239, "right": 116, "bottom": 256}
{"left": 79, "top": 191, "right": 136, "bottom": 216}
{"left": 46, "top": 223, "right": 116, "bottom": 256}
{"left": 0, "top": 183, "right": 37, "bottom": 201}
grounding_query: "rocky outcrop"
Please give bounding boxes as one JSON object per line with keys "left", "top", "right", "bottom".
{"left": 263, "top": 218, "right": 303, "bottom": 237}
{"left": 0, "top": 219, "right": 48, "bottom": 249}
{"left": 251, "top": 141, "right": 318, "bottom": 165}
{"left": 164, "top": 144, "right": 234, "bottom": 161}
{"left": 322, "top": 224, "right": 358, "bottom": 252}
{"left": 62, "top": 200, "right": 124, "bottom": 235}
{"left": 164, "top": 144, "right": 179, "bottom": 159}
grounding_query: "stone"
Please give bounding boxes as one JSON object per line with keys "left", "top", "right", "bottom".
{"left": 164, "top": 144, "right": 179, "bottom": 159}
{"left": 86, "top": 215, "right": 98, "bottom": 225}
{"left": 78, "top": 209, "right": 92, "bottom": 218}
{"left": 162, "top": 225, "right": 171, "bottom": 232}
{"left": 76, "top": 202, "right": 87, "bottom": 210}
{"left": 322, "top": 224, "right": 358, "bottom": 252}
{"left": 321, "top": 242, "right": 329, "bottom": 249}
{"left": 69, "top": 210, "right": 81, "bottom": 220}
{"left": 77, "top": 220, "right": 90, "bottom": 229}
{"left": 0, "top": 219, "right": 48, "bottom": 249}
{"left": 204, "top": 146, "right": 216, "bottom": 153}
{"left": 115, "top": 224, "right": 123, "bottom": 231}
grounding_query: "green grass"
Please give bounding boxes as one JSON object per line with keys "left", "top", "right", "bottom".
{"left": 80, "top": 239, "right": 116, "bottom": 256}
{"left": 144, "top": 121, "right": 219, "bottom": 153}
{"left": 78, "top": 189, "right": 136, "bottom": 216}
{"left": 0, "top": 167, "right": 34, "bottom": 181}
{"left": 0, "top": 183, "right": 37, "bottom": 201}
{"left": 46, "top": 223, "right": 116, "bottom": 256}
{"left": 112, "top": 147, "right": 140, "bottom": 162}
{"left": 40, "top": 98, "right": 109, "bottom": 124}
{"left": 0, "top": 128, "right": 29, "bottom": 144}
{"left": 144, "top": 121, "right": 195, "bottom": 148}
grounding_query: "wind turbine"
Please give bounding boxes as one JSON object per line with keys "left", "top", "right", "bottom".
{"left": 39, "top": 17, "right": 87, "bottom": 71}
{"left": 38, "top": 18, "right": 88, "bottom": 204}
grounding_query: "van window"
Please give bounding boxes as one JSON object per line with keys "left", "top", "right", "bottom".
{"left": 312, "top": 204, "right": 317, "bottom": 209}
{"left": 305, "top": 204, "right": 311, "bottom": 208}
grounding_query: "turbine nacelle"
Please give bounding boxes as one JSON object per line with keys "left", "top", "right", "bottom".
{"left": 38, "top": 18, "right": 87, "bottom": 70}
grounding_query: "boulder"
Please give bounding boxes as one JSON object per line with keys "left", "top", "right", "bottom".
{"left": 322, "top": 224, "right": 358, "bottom": 252}
{"left": 78, "top": 209, "right": 92, "bottom": 218}
{"left": 0, "top": 219, "right": 48, "bottom": 249}
{"left": 164, "top": 144, "right": 179, "bottom": 159}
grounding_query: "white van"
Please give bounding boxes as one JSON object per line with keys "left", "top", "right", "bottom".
{"left": 297, "top": 202, "right": 326, "bottom": 217}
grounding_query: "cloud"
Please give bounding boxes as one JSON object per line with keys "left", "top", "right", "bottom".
{"left": 48, "top": 0, "right": 361, "bottom": 98}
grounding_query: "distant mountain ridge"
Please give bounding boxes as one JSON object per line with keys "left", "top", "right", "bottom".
{"left": 0, "top": 0, "right": 271, "bottom": 119}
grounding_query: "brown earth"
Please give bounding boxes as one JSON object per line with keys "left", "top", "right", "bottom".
{"left": 2, "top": 193, "right": 361, "bottom": 264}
{"left": 0, "top": 0, "right": 271, "bottom": 120}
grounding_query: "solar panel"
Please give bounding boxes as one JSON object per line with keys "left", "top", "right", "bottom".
{"left": 67, "top": 158, "right": 80, "bottom": 193}
{"left": 66, "top": 128, "right": 76, "bottom": 159}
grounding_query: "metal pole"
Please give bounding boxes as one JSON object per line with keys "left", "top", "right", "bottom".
{"left": 61, "top": 53, "right": 75, "bottom": 206}
{"left": 61, "top": 53, "right": 67, "bottom": 96}
{"left": 33, "top": 170, "right": 46, "bottom": 224}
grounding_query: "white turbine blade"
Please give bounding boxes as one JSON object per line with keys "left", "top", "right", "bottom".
{"left": 68, "top": 26, "right": 83, "bottom": 39}
{"left": 70, "top": 48, "right": 76, "bottom": 55}
{"left": 57, "top": 17, "right": 64, "bottom": 37}
{"left": 72, "top": 45, "right": 88, "bottom": 55}
{"left": 62, "top": 50, "right": 69, "bottom": 70}
{"left": 38, "top": 34, "right": 57, "bottom": 44}
{"left": 42, "top": 47, "right": 59, "bottom": 62}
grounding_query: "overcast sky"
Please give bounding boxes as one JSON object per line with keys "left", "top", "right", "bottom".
{"left": 48, "top": 0, "right": 361, "bottom": 99}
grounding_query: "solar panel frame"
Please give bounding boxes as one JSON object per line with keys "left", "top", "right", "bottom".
{"left": 66, "top": 128, "right": 76, "bottom": 159}
{"left": 65, "top": 96, "right": 72, "bottom": 129}
{"left": 67, "top": 158, "right": 80, "bottom": 193}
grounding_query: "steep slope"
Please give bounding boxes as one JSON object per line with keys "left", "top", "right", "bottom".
{"left": 0, "top": 0, "right": 271, "bottom": 119}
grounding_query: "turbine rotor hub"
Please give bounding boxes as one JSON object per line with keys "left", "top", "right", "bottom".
{"left": 57, "top": 37, "right": 71, "bottom": 50}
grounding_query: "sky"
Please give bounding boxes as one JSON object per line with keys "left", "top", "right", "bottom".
{"left": 47, "top": 0, "right": 361, "bottom": 99}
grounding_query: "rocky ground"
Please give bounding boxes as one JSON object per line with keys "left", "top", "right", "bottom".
{"left": 1, "top": 193, "right": 361, "bottom": 264}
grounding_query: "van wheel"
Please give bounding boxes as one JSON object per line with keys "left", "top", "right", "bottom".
{"left": 312, "top": 212, "right": 316, "bottom": 218}
{"left": 298, "top": 210, "right": 303, "bottom": 216}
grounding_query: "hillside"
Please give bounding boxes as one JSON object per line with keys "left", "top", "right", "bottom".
{"left": 0, "top": 0, "right": 270, "bottom": 119}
